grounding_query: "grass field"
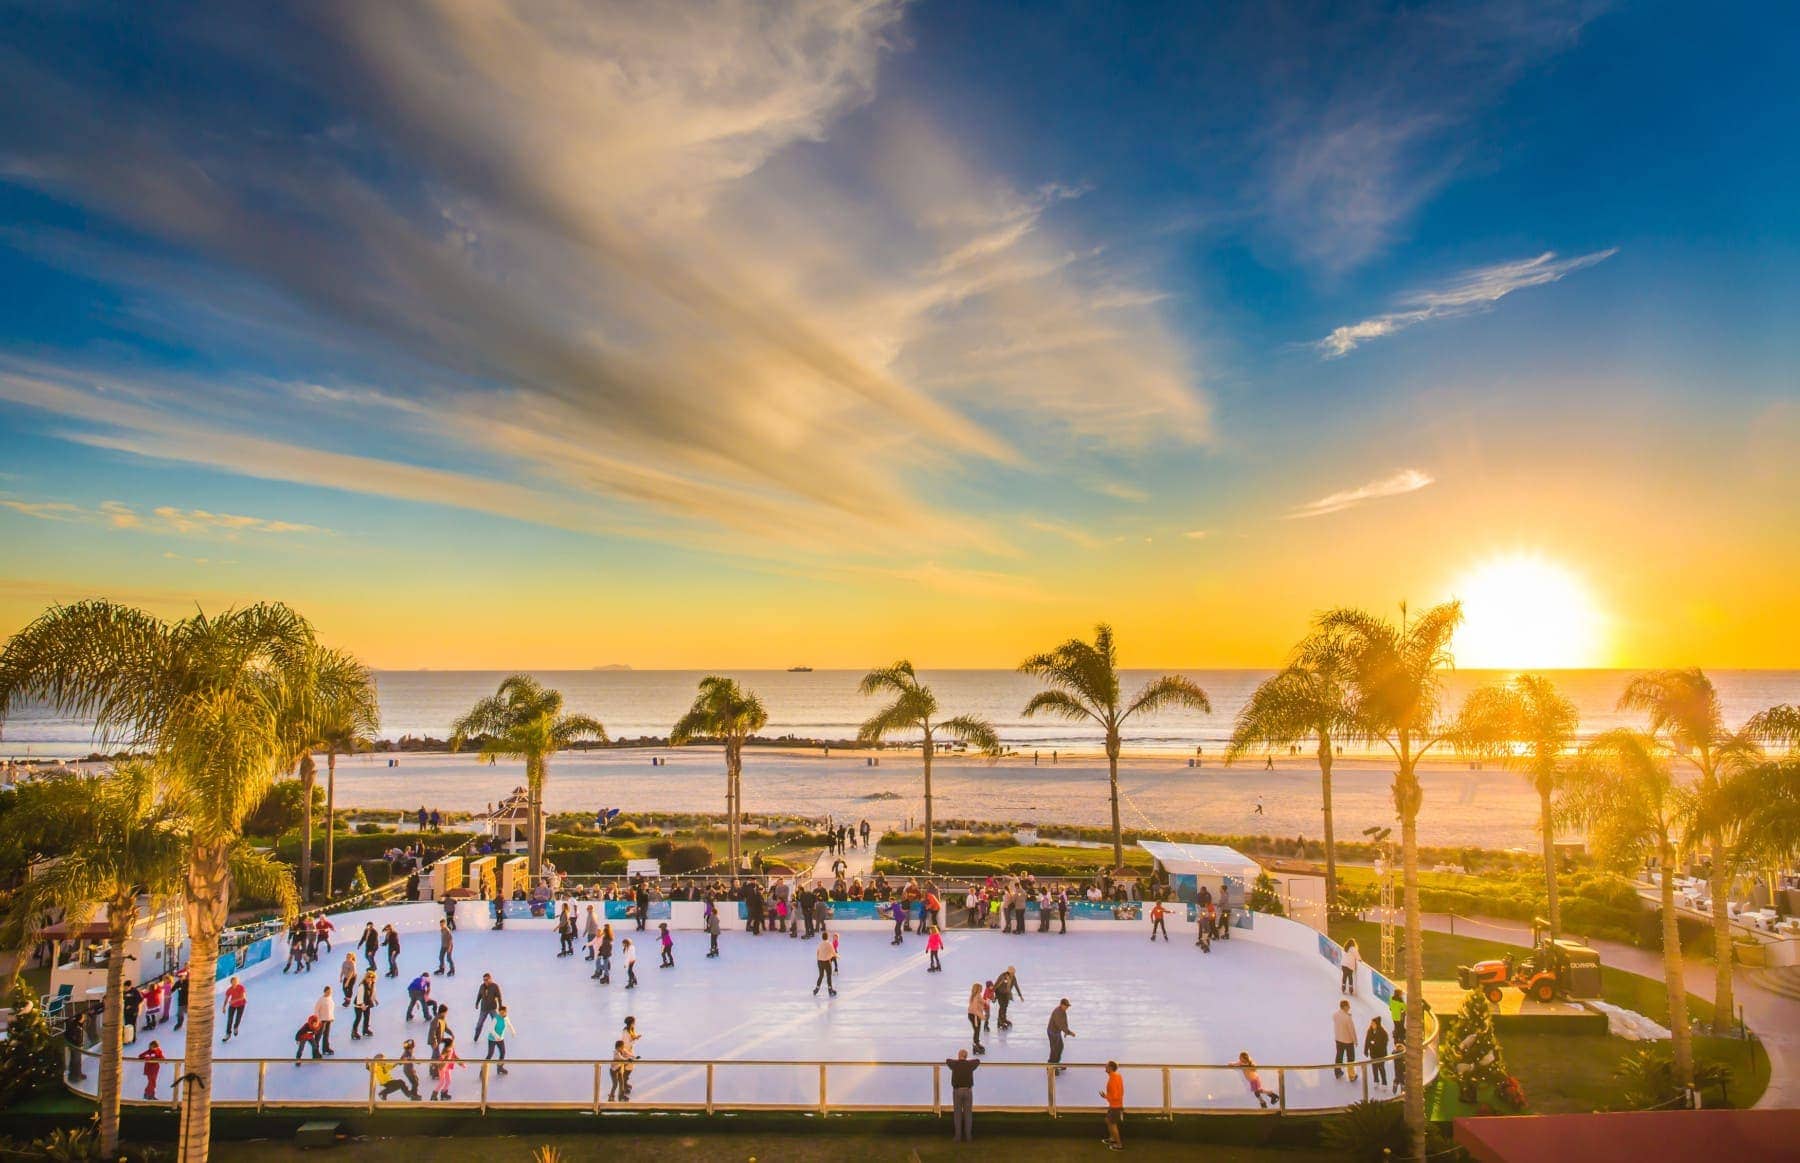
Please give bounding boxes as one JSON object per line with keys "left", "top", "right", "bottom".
{"left": 873, "top": 836, "right": 1153, "bottom": 876}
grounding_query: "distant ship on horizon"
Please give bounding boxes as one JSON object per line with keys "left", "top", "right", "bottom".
{"left": 787, "top": 666, "right": 813, "bottom": 672}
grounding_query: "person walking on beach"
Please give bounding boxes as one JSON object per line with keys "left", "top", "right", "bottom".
{"left": 658, "top": 922, "right": 675, "bottom": 968}
{"left": 382, "top": 923, "right": 402, "bottom": 977}
{"left": 994, "top": 967, "right": 1023, "bottom": 1030}
{"left": 947, "top": 1048, "right": 980, "bottom": 1141}
{"left": 966, "top": 984, "right": 988, "bottom": 1055}
{"left": 339, "top": 951, "right": 359, "bottom": 1005}
{"left": 593, "top": 924, "right": 614, "bottom": 982}
{"left": 313, "top": 986, "right": 337, "bottom": 1056}
{"left": 438, "top": 919, "right": 457, "bottom": 976}
{"left": 484, "top": 1005, "right": 514, "bottom": 1075}
{"left": 1101, "top": 1060, "right": 1125, "bottom": 1151}
{"left": 352, "top": 969, "right": 378, "bottom": 1039}
{"left": 1340, "top": 938, "right": 1361, "bottom": 995}
{"left": 1238, "top": 1051, "right": 1278, "bottom": 1108}
{"left": 1332, "top": 999, "right": 1357, "bottom": 1081}
{"left": 221, "top": 975, "right": 247, "bottom": 1042}
{"left": 474, "top": 973, "right": 503, "bottom": 1036}
{"left": 812, "top": 934, "right": 838, "bottom": 996}
{"left": 431, "top": 1034, "right": 460, "bottom": 1101}
{"left": 139, "top": 1039, "right": 164, "bottom": 1099}
{"left": 406, "top": 971, "right": 434, "bottom": 1021}
{"left": 1364, "top": 1016, "right": 1390, "bottom": 1089}
{"left": 1150, "top": 900, "right": 1169, "bottom": 941}
{"left": 623, "top": 938, "right": 639, "bottom": 988}
{"left": 925, "top": 924, "right": 945, "bottom": 972}
{"left": 1047, "top": 999, "right": 1074, "bottom": 1073}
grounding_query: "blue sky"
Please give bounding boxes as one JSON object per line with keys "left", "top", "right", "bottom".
{"left": 0, "top": 1, "right": 1794, "bottom": 667}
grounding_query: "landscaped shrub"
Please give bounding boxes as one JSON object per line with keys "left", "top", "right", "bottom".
{"left": 544, "top": 835, "right": 625, "bottom": 874}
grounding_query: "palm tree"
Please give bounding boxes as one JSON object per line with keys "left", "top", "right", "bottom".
{"left": 856, "top": 661, "right": 1000, "bottom": 870}
{"left": 1313, "top": 601, "right": 1462, "bottom": 1163}
{"left": 283, "top": 646, "right": 379, "bottom": 902}
{"left": 1224, "top": 643, "right": 1352, "bottom": 910}
{"left": 449, "top": 675, "right": 606, "bottom": 879}
{"left": 669, "top": 676, "right": 767, "bottom": 875}
{"left": 318, "top": 718, "right": 373, "bottom": 903}
{"left": 0, "top": 599, "right": 326, "bottom": 1163}
{"left": 1018, "top": 625, "right": 1211, "bottom": 870}
{"left": 1563, "top": 730, "right": 1694, "bottom": 1087}
{"left": 1, "top": 764, "right": 292, "bottom": 1156}
{"left": 1617, "top": 670, "right": 1765, "bottom": 1033}
{"left": 1735, "top": 707, "right": 1800, "bottom": 866}
{"left": 1456, "top": 674, "right": 1580, "bottom": 938}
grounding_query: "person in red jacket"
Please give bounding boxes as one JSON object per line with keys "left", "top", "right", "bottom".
{"left": 139, "top": 1040, "right": 165, "bottom": 1099}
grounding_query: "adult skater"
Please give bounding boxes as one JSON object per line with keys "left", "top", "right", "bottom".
{"left": 393, "top": 1038, "right": 422, "bottom": 1100}
{"left": 294, "top": 1013, "right": 323, "bottom": 1062}
{"left": 431, "top": 1034, "right": 461, "bottom": 1101}
{"left": 426, "top": 1006, "right": 450, "bottom": 1067}
{"left": 1101, "top": 1060, "right": 1125, "bottom": 1151}
{"left": 313, "top": 985, "right": 337, "bottom": 1055}
{"left": 1238, "top": 1051, "right": 1279, "bottom": 1108}
{"left": 608, "top": 1039, "right": 632, "bottom": 1102}
{"left": 221, "top": 975, "right": 248, "bottom": 1042}
{"left": 616, "top": 1017, "right": 641, "bottom": 1100}
{"left": 704, "top": 896, "right": 722, "bottom": 958}
{"left": 314, "top": 912, "right": 335, "bottom": 953}
{"left": 633, "top": 880, "right": 651, "bottom": 932}
{"left": 811, "top": 891, "right": 831, "bottom": 936}
{"left": 1389, "top": 988, "right": 1407, "bottom": 1050}
{"left": 339, "top": 951, "right": 359, "bottom": 1005}
{"left": 1340, "top": 938, "right": 1361, "bottom": 995}
{"left": 966, "top": 984, "right": 988, "bottom": 1055}
{"left": 592, "top": 924, "right": 614, "bottom": 982}
{"left": 557, "top": 904, "right": 577, "bottom": 956}
{"left": 658, "top": 922, "right": 675, "bottom": 968}
{"left": 1046, "top": 999, "right": 1074, "bottom": 1073}
{"left": 360, "top": 922, "right": 380, "bottom": 971}
{"left": 947, "top": 1048, "right": 980, "bottom": 1142}
{"left": 351, "top": 969, "right": 378, "bottom": 1039}
{"left": 1364, "top": 1015, "right": 1390, "bottom": 1089}
{"left": 622, "top": 938, "right": 639, "bottom": 988}
{"left": 406, "top": 971, "right": 435, "bottom": 1021}
{"left": 582, "top": 905, "right": 599, "bottom": 957}
{"left": 993, "top": 967, "right": 1023, "bottom": 1030}
{"left": 1332, "top": 999, "right": 1357, "bottom": 1081}
{"left": 1150, "top": 900, "right": 1169, "bottom": 941}
{"left": 474, "top": 973, "right": 503, "bottom": 1037}
{"left": 139, "top": 1039, "right": 164, "bottom": 1100}
{"left": 925, "top": 924, "right": 944, "bottom": 972}
{"left": 812, "top": 934, "right": 838, "bottom": 996}
{"left": 890, "top": 896, "right": 906, "bottom": 945}
{"left": 1196, "top": 903, "right": 1212, "bottom": 952}
{"left": 1056, "top": 889, "right": 1069, "bottom": 934}
{"left": 172, "top": 970, "right": 190, "bottom": 1031}
{"left": 382, "top": 923, "right": 402, "bottom": 977}
{"left": 438, "top": 918, "right": 456, "bottom": 976}
{"left": 443, "top": 895, "right": 458, "bottom": 931}
{"left": 484, "top": 1005, "right": 515, "bottom": 1075}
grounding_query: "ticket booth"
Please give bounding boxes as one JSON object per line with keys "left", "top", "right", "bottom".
{"left": 427, "top": 855, "right": 464, "bottom": 902}
{"left": 500, "top": 855, "right": 529, "bottom": 900}
{"left": 467, "top": 855, "right": 498, "bottom": 899}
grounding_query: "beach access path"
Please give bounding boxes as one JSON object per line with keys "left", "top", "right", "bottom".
{"left": 1413, "top": 911, "right": 1798, "bottom": 1109}
{"left": 807, "top": 826, "right": 880, "bottom": 884}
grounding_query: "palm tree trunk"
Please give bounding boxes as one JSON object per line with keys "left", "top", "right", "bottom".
{"left": 1317, "top": 736, "right": 1337, "bottom": 911}
{"left": 527, "top": 754, "right": 545, "bottom": 880}
{"left": 1710, "top": 866, "right": 1735, "bottom": 1035}
{"left": 298, "top": 755, "right": 316, "bottom": 903}
{"left": 1106, "top": 735, "right": 1123, "bottom": 870}
{"left": 1398, "top": 758, "right": 1426, "bottom": 1163}
{"left": 1660, "top": 839, "right": 1694, "bottom": 1087}
{"left": 179, "top": 842, "right": 230, "bottom": 1163}
{"left": 726, "top": 743, "right": 741, "bottom": 875}
{"left": 922, "top": 732, "right": 935, "bottom": 873}
{"left": 1541, "top": 788, "right": 1560, "bottom": 939}
{"left": 98, "top": 902, "right": 136, "bottom": 1156}
{"left": 324, "top": 750, "right": 338, "bottom": 903}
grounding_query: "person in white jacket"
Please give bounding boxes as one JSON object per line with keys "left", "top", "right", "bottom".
{"left": 312, "top": 986, "right": 337, "bottom": 1056}
{"left": 1340, "top": 939, "right": 1362, "bottom": 995}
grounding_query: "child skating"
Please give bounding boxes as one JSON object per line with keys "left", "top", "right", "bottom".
{"left": 925, "top": 924, "right": 944, "bottom": 972}
{"left": 658, "top": 922, "right": 675, "bottom": 968}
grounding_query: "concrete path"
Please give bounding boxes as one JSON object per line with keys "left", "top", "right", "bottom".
{"left": 1412, "top": 911, "right": 1797, "bottom": 1109}
{"left": 807, "top": 827, "right": 879, "bottom": 884}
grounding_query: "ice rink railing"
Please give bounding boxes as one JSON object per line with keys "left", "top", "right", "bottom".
{"left": 66, "top": 1030, "right": 1436, "bottom": 1118}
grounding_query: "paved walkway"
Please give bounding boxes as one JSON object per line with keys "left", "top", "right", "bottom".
{"left": 807, "top": 827, "right": 879, "bottom": 884}
{"left": 1413, "top": 911, "right": 1798, "bottom": 1109}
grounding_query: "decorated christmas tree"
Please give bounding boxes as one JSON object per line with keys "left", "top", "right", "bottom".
{"left": 0, "top": 980, "right": 64, "bottom": 1102}
{"left": 1445, "top": 988, "right": 1510, "bottom": 1104}
{"left": 1248, "top": 872, "right": 1286, "bottom": 916}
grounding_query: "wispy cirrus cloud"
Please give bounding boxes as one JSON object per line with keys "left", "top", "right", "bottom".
{"left": 1316, "top": 249, "right": 1617, "bottom": 358}
{"left": 1286, "top": 468, "right": 1435, "bottom": 520}
{"left": 0, "top": 486, "right": 331, "bottom": 540}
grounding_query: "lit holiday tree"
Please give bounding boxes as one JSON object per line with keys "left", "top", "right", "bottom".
{"left": 1445, "top": 988, "right": 1510, "bottom": 1104}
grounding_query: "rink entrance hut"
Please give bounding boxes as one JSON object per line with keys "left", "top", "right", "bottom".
{"left": 1137, "top": 841, "right": 1260, "bottom": 906}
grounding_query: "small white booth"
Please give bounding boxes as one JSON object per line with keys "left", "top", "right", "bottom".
{"left": 1138, "top": 841, "right": 1262, "bottom": 909}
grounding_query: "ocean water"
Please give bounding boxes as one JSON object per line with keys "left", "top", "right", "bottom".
{"left": 5, "top": 668, "right": 1796, "bottom": 757}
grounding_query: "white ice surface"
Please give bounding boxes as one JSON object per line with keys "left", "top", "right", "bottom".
{"left": 114, "top": 904, "right": 1398, "bottom": 1113}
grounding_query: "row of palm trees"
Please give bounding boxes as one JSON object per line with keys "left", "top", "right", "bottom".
{"left": 1224, "top": 607, "right": 1797, "bottom": 1160}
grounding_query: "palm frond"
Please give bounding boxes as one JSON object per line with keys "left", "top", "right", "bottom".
{"left": 857, "top": 661, "right": 918, "bottom": 698}
{"left": 1020, "top": 689, "right": 1096, "bottom": 723}
{"left": 939, "top": 714, "right": 1001, "bottom": 756}
{"left": 0, "top": 600, "right": 171, "bottom": 748}
{"left": 1746, "top": 705, "right": 1800, "bottom": 752}
{"left": 1126, "top": 674, "right": 1211, "bottom": 719}
{"left": 1226, "top": 665, "right": 1343, "bottom": 760}
{"left": 552, "top": 713, "right": 609, "bottom": 747}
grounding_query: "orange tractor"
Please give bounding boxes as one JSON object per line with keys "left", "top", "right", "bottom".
{"left": 1457, "top": 923, "right": 1602, "bottom": 1004}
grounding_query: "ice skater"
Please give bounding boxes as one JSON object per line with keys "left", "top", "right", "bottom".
{"left": 294, "top": 1014, "right": 322, "bottom": 1062}
{"left": 358, "top": 921, "right": 380, "bottom": 971}
{"left": 406, "top": 971, "right": 435, "bottom": 1021}
{"left": 351, "top": 969, "right": 377, "bottom": 1039}
{"left": 431, "top": 1034, "right": 460, "bottom": 1101}
{"left": 925, "top": 924, "right": 944, "bottom": 972}
{"left": 557, "top": 904, "right": 576, "bottom": 957}
{"left": 622, "top": 937, "right": 639, "bottom": 988}
{"left": 1047, "top": 999, "right": 1074, "bottom": 1073}
{"left": 313, "top": 986, "right": 337, "bottom": 1055}
{"left": 994, "top": 967, "right": 1022, "bottom": 1029}
{"left": 1238, "top": 1051, "right": 1279, "bottom": 1108}
{"left": 484, "top": 1005, "right": 514, "bottom": 1074}
{"left": 890, "top": 897, "right": 906, "bottom": 945}
{"left": 1364, "top": 1016, "right": 1390, "bottom": 1089}
{"left": 474, "top": 973, "right": 503, "bottom": 1037}
{"left": 592, "top": 924, "right": 614, "bottom": 981}
{"left": 221, "top": 975, "right": 248, "bottom": 1042}
{"left": 1150, "top": 900, "right": 1169, "bottom": 941}
{"left": 139, "top": 1039, "right": 164, "bottom": 1099}
{"left": 582, "top": 905, "right": 599, "bottom": 958}
{"left": 1332, "top": 999, "right": 1357, "bottom": 1081}
{"left": 812, "top": 934, "right": 838, "bottom": 996}
{"left": 438, "top": 919, "right": 456, "bottom": 976}
{"left": 704, "top": 897, "right": 721, "bottom": 958}
{"left": 966, "top": 984, "right": 988, "bottom": 1055}
{"left": 607, "top": 1039, "right": 631, "bottom": 1102}
{"left": 382, "top": 924, "right": 402, "bottom": 977}
{"left": 1340, "top": 938, "right": 1361, "bottom": 995}
{"left": 339, "top": 952, "right": 359, "bottom": 1004}
{"left": 658, "top": 922, "right": 675, "bottom": 968}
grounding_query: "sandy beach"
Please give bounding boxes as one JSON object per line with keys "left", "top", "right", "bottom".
{"left": 325, "top": 745, "right": 1550, "bottom": 851}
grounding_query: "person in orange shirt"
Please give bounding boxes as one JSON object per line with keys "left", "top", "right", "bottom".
{"left": 1101, "top": 1060, "right": 1125, "bottom": 1151}
{"left": 1149, "top": 901, "right": 1168, "bottom": 941}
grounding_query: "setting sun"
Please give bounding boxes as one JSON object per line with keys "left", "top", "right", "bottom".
{"left": 1452, "top": 554, "right": 1606, "bottom": 669}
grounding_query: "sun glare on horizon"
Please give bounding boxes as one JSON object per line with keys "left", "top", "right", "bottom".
{"left": 1451, "top": 554, "right": 1606, "bottom": 670}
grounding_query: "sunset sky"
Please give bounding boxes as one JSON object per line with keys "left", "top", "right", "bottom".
{"left": 0, "top": 2, "right": 1794, "bottom": 669}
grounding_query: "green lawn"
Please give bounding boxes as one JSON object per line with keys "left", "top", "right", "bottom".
{"left": 874, "top": 837, "right": 1153, "bottom": 876}
{"left": 1328, "top": 921, "right": 1771, "bottom": 1112}
{"left": 212, "top": 1130, "right": 1332, "bottom": 1163}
